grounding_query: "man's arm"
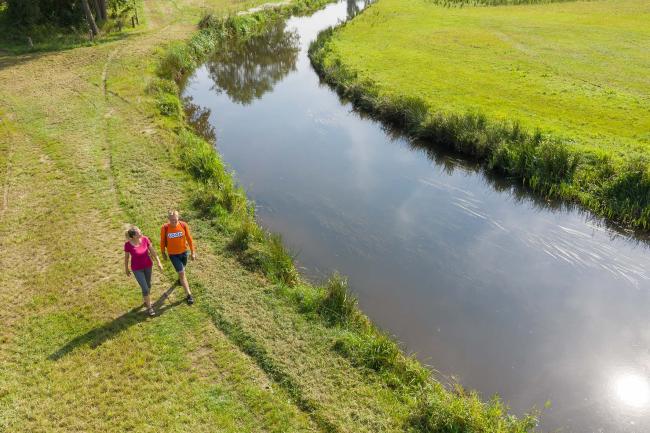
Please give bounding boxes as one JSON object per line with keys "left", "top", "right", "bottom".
{"left": 184, "top": 222, "right": 196, "bottom": 260}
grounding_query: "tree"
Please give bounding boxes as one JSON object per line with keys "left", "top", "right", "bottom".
{"left": 80, "top": 0, "right": 99, "bottom": 36}
{"left": 98, "top": 0, "right": 107, "bottom": 21}
{"left": 7, "top": 0, "right": 84, "bottom": 28}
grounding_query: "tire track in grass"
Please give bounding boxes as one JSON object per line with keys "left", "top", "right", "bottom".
{"left": 197, "top": 282, "right": 340, "bottom": 433}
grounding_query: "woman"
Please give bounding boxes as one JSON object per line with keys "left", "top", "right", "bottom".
{"left": 160, "top": 210, "right": 196, "bottom": 305}
{"left": 124, "top": 226, "right": 164, "bottom": 316}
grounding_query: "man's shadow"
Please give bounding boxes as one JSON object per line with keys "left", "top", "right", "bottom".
{"left": 49, "top": 282, "right": 184, "bottom": 361}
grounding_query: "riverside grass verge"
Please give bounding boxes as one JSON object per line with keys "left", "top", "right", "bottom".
{"left": 308, "top": 0, "right": 650, "bottom": 231}
{"left": 149, "top": 3, "right": 539, "bottom": 432}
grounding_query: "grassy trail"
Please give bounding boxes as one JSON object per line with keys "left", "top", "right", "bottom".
{"left": 0, "top": 1, "right": 413, "bottom": 431}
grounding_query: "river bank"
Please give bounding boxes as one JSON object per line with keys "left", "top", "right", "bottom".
{"left": 0, "top": 0, "right": 536, "bottom": 431}
{"left": 308, "top": 0, "right": 650, "bottom": 231}
{"left": 181, "top": 1, "right": 650, "bottom": 431}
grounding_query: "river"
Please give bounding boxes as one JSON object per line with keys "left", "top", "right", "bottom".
{"left": 182, "top": 1, "right": 650, "bottom": 431}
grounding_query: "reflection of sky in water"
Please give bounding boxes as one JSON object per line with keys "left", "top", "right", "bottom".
{"left": 183, "top": 1, "right": 650, "bottom": 432}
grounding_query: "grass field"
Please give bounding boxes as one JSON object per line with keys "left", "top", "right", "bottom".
{"left": 311, "top": 0, "right": 650, "bottom": 229}
{"left": 0, "top": 0, "right": 537, "bottom": 432}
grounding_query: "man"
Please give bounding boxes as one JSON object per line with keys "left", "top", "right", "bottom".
{"left": 161, "top": 210, "right": 196, "bottom": 304}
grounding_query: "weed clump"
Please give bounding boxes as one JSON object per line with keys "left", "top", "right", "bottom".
{"left": 333, "top": 328, "right": 429, "bottom": 391}
{"left": 156, "top": 93, "right": 182, "bottom": 117}
{"left": 228, "top": 217, "right": 261, "bottom": 252}
{"left": 409, "top": 386, "right": 538, "bottom": 433}
{"left": 317, "top": 273, "right": 357, "bottom": 325}
{"left": 263, "top": 234, "right": 299, "bottom": 286}
{"left": 146, "top": 77, "right": 179, "bottom": 95}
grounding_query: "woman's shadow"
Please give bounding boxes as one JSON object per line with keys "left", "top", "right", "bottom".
{"left": 49, "top": 282, "right": 184, "bottom": 361}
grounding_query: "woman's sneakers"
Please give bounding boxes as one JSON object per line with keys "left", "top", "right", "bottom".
{"left": 186, "top": 295, "right": 195, "bottom": 305}
{"left": 147, "top": 306, "right": 156, "bottom": 317}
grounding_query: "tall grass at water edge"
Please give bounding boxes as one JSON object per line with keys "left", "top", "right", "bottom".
{"left": 309, "top": 24, "right": 650, "bottom": 231}
{"left": 149, "top": 3, "right": 540, "bottom": 432}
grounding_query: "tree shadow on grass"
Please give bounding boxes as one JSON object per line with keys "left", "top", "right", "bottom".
{"left": 48, "top": 282, "right": 183, "bottom": 361}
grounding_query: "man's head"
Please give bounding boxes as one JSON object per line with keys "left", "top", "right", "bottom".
{"left": 168, "top": 210, "right": 179, "bottom": 227}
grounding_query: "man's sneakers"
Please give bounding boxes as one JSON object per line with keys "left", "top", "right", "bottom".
{"left": 186, "top": 295, "right": 195, "bottom": 305}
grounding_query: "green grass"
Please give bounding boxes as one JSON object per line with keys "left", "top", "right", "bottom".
{"left": 0, "top": 0, "right": 538, "bottom": 431}
{"left": 310, "top": 0, "right": 650, "bottom": 229}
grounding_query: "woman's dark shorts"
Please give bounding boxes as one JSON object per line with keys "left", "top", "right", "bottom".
{"left": 169, "top": 251, "right": 189, "bottom": 273}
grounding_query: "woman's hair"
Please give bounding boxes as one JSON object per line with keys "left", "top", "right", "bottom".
{"left": 168, "top": 209, "right": 179, "bottom": 219}
{"left": 125, "top": 226, "right": 140, "bottom": 239}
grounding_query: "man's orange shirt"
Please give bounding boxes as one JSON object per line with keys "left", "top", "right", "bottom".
{"left": 161, "top": 222, "right": 195, "bottom": 255}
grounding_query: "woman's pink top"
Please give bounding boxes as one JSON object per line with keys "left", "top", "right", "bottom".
{"left": 124, "top": 236, "right": 153, "bottom": 271}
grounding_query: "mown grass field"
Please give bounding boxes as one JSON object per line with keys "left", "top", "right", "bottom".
{"left": 0, "top": 0, "right": 538, "bottom": 432}
{"left": 0, "top": 1, "right": 408, "bottom": 431}
{"left": 312, "top": 0, "right": 650, "bottom": 229}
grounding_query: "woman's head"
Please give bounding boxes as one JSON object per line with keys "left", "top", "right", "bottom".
{"left": 168, "top": 210, "right": 179, "bottom": 226}
{"left": 126, "top": 226, "right": 142, "bottom": 240}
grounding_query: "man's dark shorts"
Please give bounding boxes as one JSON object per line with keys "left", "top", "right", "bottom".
{"left": 169, "top": 251, "right": 189, "bottom": 273}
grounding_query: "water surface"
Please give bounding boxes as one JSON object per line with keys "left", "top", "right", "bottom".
{"left": 183, "top": 2, "right": 650, "bottom": 431}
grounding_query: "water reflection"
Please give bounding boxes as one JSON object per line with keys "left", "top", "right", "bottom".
{"left": 614, "top": 373, "right": 650, "bottom": 409}
{"left": 347, "top": 0, "right": 370, "bottom": 18}
{"left": 183, "top": 96, "right": 217, "bottom": 143}
{"left": 206, "top": 20, "right": 300, "bottom": 105}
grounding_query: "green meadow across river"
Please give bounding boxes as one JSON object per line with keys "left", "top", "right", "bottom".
{"left": 310, "top": 0, "right": 650, "bottom": 229}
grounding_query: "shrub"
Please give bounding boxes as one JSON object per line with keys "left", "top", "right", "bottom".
{"left": 156, "top": 93, "right": 182, "bottom": 117}
{"left": 146, "top": 77, "right": 179, "bottom": 95}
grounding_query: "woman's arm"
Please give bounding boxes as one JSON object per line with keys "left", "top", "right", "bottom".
{"left": 160, "top": 225, "right": 167, "bottom": 260}
{"left": 148, "top": 244, "right": 163, "bottom": 271}
{"left": 124, "top": 251, "right": 131, "bottom": 276}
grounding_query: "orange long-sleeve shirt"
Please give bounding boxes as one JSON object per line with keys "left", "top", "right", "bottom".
{"left": 161, "top": 221, "right": 195, "bottom": 255}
